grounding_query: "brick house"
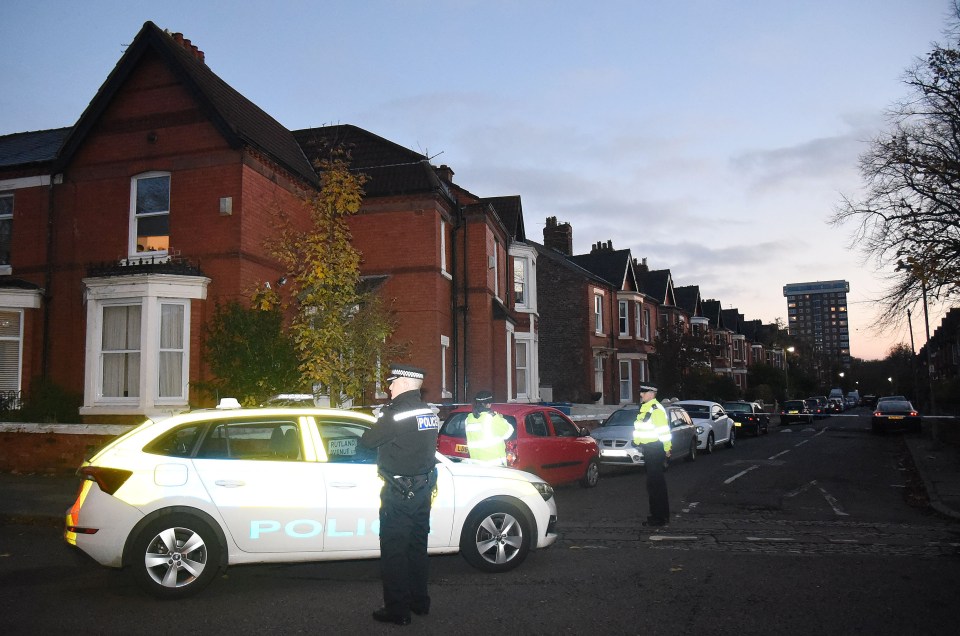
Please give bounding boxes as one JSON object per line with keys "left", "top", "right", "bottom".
{"left": 568, "top": 241, "right": 659, "bottom": 404}
{"left": 0, "top": 22, "right": 532, "bottom": 421}
{"left": 702, "top": 299, "right": 733, "bottom": 380}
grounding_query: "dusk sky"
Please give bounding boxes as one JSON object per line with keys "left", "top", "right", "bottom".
{"left": 2, "top": 0, "right": 954, "bottom": 360}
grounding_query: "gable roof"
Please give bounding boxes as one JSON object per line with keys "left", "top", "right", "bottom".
{"left": 293, "top": 124, "right": 452, "bottom": 199}
{"left": 673, "top": 285, "right": 702, "bottom": 317}
{"left": 639, "top": 268, "right": 676, "bottom": 306}
{"left": 54, "top": 21, "right": 317, "bottom": 185}
{"left": 0, "top": 128, "right": 72, "bottom": 169}
{"left": 568, "top": 248, "right": 637, "bottom": 291}
{"left": 481, "top": 196, "right": 525, "bottom": 242}
{"left": 722, "top": 309, "right": 744, "bottom": 335}
{"left": 701, "top": 299, "right": 726, "bottom": 330}
{"left": 529, "top": 240, "right": 612, "bottom": 288}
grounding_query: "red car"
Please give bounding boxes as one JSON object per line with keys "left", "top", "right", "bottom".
{"left": 437, "top": 403, "right": 601, "bottom": 488}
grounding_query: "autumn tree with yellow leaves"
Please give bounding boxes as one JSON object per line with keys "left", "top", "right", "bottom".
{"left": 262, "top": 151, "right": 404, "bottom": 407}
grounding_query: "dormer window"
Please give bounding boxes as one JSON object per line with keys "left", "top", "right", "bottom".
{"left": 130, "top": 172, "right": 170, "bottom": 258}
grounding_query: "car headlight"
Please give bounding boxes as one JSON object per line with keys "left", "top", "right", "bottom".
{"left": 696, "top": 426, "right": 704, "bottom": 435}
{"left": 532, "top": 481, "right": 554, "bottom": 502}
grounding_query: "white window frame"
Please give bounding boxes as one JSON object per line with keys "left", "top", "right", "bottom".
{"left": 515, "top": 339, "right": 529, "bottom": 400}
{"left": 0, "top": 193, "right": 13, "bottom": 272}
{"left": 82, "top": 273, "right": 209, "bottom": 417}
{"left": 593, "top": 354, "right": 603, "bottom": 396}
{"left": 513, "top": 256, "right": 527, "bottom": 308}
{"left": 440, "top": 219, "right": 450, "bottom": 279}
{"left": 638, "top": 357, "right": 648, "bottom": 383}
{"left": 642, "top": 307, "right": 651, "bottom": 341}
{"left": 618, "top": 300, "right": 629, "bottom": 337}
{"left": 129, "top": 171, "right": 171, "bottom": 261}
{"left": 0, "top": 309, "right": 24, "bottom": 394}
{"left": 440, "top": 335, "right": 451, "bottom": 399}
{"left": 619, "top": 359, "right": 631, "bottom": 403}
{"left": 594, "top": 293, "right": 604, "bottom": 335}
{"left": 493, "top": 238, "right": 501, "bottom": 299}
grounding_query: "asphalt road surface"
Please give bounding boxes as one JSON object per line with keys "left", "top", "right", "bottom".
{"left": 1, "top": 411, "right": 957, "bottom": 635}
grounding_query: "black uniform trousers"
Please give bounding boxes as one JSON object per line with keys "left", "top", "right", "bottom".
{"left": 378, "top": 470, "right": 437, "bottom": 617}
{"left": 642, "top": 441, "right": 669, "bottom": 522}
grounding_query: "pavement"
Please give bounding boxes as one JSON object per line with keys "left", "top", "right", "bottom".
{"left": 1, "top": 432, "right": 959, "bottom": 527}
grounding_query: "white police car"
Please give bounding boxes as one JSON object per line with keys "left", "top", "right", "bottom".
{"left": 65, "top": 401, "right": 558, "bottom": 599}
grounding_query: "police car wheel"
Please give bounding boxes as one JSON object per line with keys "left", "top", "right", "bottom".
{"left": 460, "top": 502, "right": 531, "bottom": 573}
{"left": 130, "top": 514, "right": 223, "bottom": 599}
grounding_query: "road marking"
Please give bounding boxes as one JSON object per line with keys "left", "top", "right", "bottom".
{"left": 795, "top": 439, "right": 810, "bottom": 447}
{"left": 724, "top": 465, "right": 759, "bottom": 484}
{"left": 785, "top": 479, "right": 849, "bottom": 516}
{"left": 747, "top": 537, "right": 795, "bottom": 542}
{"left": 648, "top": 535, "right": 699, "bottom": 541}
{"left": 768, "top": 450, "right": 791, "bottom": 460}
{"left": 681, "top": 502, "right": 700, "bottom": 513}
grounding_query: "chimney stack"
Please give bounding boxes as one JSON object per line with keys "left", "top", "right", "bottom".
{"left": 543, "top": 216, "right": 573, "bottom": 256}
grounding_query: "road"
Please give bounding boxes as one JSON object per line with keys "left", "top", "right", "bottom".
{"left": 1, "top": 410, "right": 958, "bottom": 635}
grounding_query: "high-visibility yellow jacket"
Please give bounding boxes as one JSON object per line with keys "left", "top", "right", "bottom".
{"left": 633, "top": 399, "right": 672, "bottom": 454}
{"left": 465, "top": 410, "right": 514, "bottom": 466}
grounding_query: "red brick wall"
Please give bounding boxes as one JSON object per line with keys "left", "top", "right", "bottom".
{"left": 0, "top": 431, "right": 120, "bottom": 475}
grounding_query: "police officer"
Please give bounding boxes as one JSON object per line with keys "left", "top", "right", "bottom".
{"left": 633, "top": 384, "right": 672, "bottom": 527}
{"left": 464, "top": 391, "right": 515, "bottom": 467}
{"left": 360, "top": 363, "right": 439, "bottom": 626}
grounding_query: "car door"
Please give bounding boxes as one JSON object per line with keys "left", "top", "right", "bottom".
{"left": 518, "top": 410, "right": 551, "bottom": 479}
{"left": 315, "top": 419, "right": 458, "bottom": 551}
{"left": 712, "top": 404, "right": 731, "bottom": 442}
{"left": 668, "top": 408, "right": 694, "bottom": 458}
{"left": 192, "top": 416, "right": 328, "bottom": 554}
{"left": 545, "top": 410, "right": 590, "bottom": 483}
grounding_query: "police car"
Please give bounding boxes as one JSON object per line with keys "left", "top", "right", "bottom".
{"left": 65, "top": 401, "right": 558, "bottom": 599}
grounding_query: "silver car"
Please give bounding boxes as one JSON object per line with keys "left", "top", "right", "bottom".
{"left": 590, "top": 404, "right": 699, "bottom": 468}
{"left": 674, "top": 400, "right": 736, "bottom": 453}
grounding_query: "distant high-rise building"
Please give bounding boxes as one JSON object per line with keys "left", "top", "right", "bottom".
{"left": 783, "top": 280, "right": 851, "bottom": 367}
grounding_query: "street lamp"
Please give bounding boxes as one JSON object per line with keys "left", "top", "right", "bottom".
{"left": 784, "top": 346, "right": 795, "bottom": 399}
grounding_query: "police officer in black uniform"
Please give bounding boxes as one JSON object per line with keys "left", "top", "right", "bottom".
{"left": 360, "top": 363, "right": 439, "bottom": 626}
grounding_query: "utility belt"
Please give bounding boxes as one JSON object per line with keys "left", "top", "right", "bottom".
{"left": 378, "top": 468, "right": 437, "bottom": 500}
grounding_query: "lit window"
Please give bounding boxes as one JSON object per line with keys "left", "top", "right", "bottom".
{"left": 130, "top": 172, "right": 170, "bottom": 258}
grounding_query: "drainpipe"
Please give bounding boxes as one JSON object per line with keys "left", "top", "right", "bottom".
{"left": 41, "top": 173, "right": 60, "bottom": 379}
{"left": 459, "top": 205, "right": 469, "bottom": 401}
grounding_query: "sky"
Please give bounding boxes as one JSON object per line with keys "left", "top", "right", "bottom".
{"left": 2, "top": 0, "right": 955, "bottom": 360}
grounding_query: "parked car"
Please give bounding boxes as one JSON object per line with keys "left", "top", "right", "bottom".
{"left": 872, "top": 399, "right": 922, "bottom": 434}
{"left": 589, "top": 403, "right": 699, "bottom": 468}
{"left": 721, "top": 400, "right": 770, "bottom": 436}
{"left": 437, "top": 403, "right": 601, "bottom": 488}
{"left": 779, "top": 399, "right": 813, "bottom": 425}
{"left": 65, "top": 402, "right": 559, "bottom": 599}
{"left": 844, "top": 395, "right": 857, "bottom": 409}
{"left": 827, "top": 397, "right": 844, "bottom": 414}
{"left": 861, "top": 394, "right": 878, "bottom": 408}
{"left": 806, "top": 396, "right": 828, "bottom": 419}
{"left": 673, "top": 400, "right": 736, "bottom": 453}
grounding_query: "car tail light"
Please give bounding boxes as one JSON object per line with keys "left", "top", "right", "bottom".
{"left": 874, "top": 411, "right": 881, "bottom": 417}
{"left": 910, "top": 411, "right": 918, "bottom": 417}
{"left": 78, "top": 465, "right": 132, "bottom": 495}
{"left": 505, "top": 440, "right": 518, "bottom": 467}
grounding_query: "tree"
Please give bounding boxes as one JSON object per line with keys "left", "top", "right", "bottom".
{"left": 652, "top": 323, "right": 714, "bottom": 397}
{"left": 832, "top": 3, "right": 960, "bottom": 328}
{"left": 194, "top": 300, "right": 302, "bottom": 406}
{"left": 264, "top": 150, "right": 402, "bottom": 407}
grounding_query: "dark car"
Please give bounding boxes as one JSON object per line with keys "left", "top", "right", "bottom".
{"left": 871, "top": 399, "right": 922, "bottom": 434}
{"left": 806, "top": 396, "right": 828, "bottom": 419}
{"left": 780, "top": 399, "right": 813, "bottom": 425}
{"left": 589, "top": 403, "right": 699, "bottom": 468}
{"left": 437, "top": 403, "right": 601, "bottom": 488}
{"left": 861, "top": 394, "right": 878, "bottom": 408}
{"left": 722, "top": 401, "right": 770, "bottom": 436}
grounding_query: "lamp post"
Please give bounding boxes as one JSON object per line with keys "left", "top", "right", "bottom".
{"left": 784, "top": 346, "right": 795, "bottom": 399}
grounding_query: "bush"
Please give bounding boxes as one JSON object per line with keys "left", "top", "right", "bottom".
{"left": 18, "top": 379, "right": 82, "bottom": 423}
